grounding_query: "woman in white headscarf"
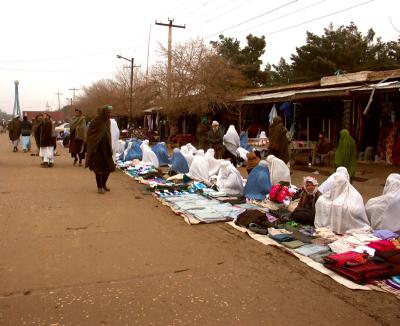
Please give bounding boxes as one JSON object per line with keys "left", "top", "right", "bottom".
{"left": 223, "top": 125, "right": 240, "bottom": 166}
{"left": 315, "top": 173, "right": 370, "bottom": 234}
{"left": 180, "top": 145, "right": 194, "bottom": 167}
{"left": 216, "top": 161, "right": 244, "bottom": 196}
{"left": 366, "top": 173, "right": 400, "bottom": 232}
{"left": 188, "top": 149, "right": 209, "bottom": 181}
{"left": 140, "top": 140, "right": 159, "bottom": 168}
{"left": 318, "top": 166, "right": 350, "bottom": 194}
{"left": 205, "top": 148, "right": 222, "bottom": 177}
{"left": 266, "top": 155, "right": 291, "bottom": 185}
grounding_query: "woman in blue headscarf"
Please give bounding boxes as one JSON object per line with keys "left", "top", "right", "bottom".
{"left": 152, "top": 142, "right": 171, "bottom": 166}
{"left": 244, "top": 160, "right": 272, "bottom": 201}
{"left": 171, "top": 148, "right": 189, "bottom": 174}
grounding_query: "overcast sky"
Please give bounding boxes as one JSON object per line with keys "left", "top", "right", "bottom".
{"left": 1, "top": 0, "right": 399, "bottom": 114}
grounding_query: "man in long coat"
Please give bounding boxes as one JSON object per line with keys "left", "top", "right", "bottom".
{"left": 8, "top": 116, "right": 22, "bottom": 152}
{"left": 69, "top": 108, "right": 87, "bottom": 166}
{"left": 268, "top": 116, "right": 289, "bottom": 164}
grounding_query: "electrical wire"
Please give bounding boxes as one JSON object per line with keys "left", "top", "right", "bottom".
{"left": 265, "top": 0, "right": 375, "bottom": 36}
{"left": 205, "top": 0, "right": 299, "bottom": 38}
{"left": 0, "top": 67, "right": 113, "bottom": 74}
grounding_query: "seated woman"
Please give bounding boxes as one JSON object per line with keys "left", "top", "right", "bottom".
{"left": 216, "top": 161, "right": 244, "bottom": 196}
{"left": 366, "top": 173, "right": 400, "bottom": 232}
{"left": 152, "top": 142, "right": 171, "bottom": 166}
{"left": 315, "top": 173, "right": 370, "bottom": 234}
{"left": 205, "top": 148, "right": 222, "bottom": 177}
{"left": 291, "top": 176, "right": 321, "bottom": 225}
{"left": 222, "top": 125, "right": 240, "bottom": 166}
{"left": 170, "top": 148, "right": 189, "bottom": 174}
{"left": 244, "top": 160, "right": 272, "bottom": 201}
{"left": 140, "top": 141, "right": 159, "bottom": 168}
{"left": 318, "top": 166, "right": 349, "bottom": 194}
{"left": 246, "top": 151, "right": 260, "bottom": 175}
{"left": 188, "top": 149, "right": 209, "bottom": 181}
{"left": 180, "top": 145, "right": 194, "bottom": 167}
{"left": 266, "top": 154, "right": 291, "bottom": 186}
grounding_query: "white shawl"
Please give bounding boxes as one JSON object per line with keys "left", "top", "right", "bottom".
{"left": 110, "top": 118, "right": 120, "bottom": 162}
{"left": 188, "top": 149, "right": 209, "bottom": 181}
{"left": 366, "top": 173, "right": 400, "bottom": 232}
{"left": 216, "top": 161, "right": 244, "bottom": 195}
{"left": 315, "top": 174, "right": 370, "bottom": 234}
{"left": 140, "top": 142, "right": 159, "bottom": 168}
{"left": 319, "top": 167, "right": 350, "bottom": 194}
{"left": 223, "top": 125, "right": 240, "bottom": 156}
{"left": 205, "top": 148, "right": 223, "bottom": 177}
{"left": 180, "top": 145, "right": 194, "bottom": 167}
{"left": 266, "top": 155, "right": 291, "bottom": 185}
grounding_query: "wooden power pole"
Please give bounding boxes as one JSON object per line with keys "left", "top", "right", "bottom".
{"left": 155, "top": 18, "right": 185, "bottom": 106}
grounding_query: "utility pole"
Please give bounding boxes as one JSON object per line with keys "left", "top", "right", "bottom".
{"left": 69, "top": 87, "right": 79, "bottom": 103}
{"left": 55, "top": 92, "right": 63, "bottom": 111}
{"left": 155, "top": 18, "right": 185, "bottom": 107}
{"left": 45, "top": 102, "right": 51, "bottom": 111}
{"left": 117, "top": 55, "right": 140, "bottom": 122}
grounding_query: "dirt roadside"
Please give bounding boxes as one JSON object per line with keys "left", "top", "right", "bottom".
{"left": 0, "top": 134, "right": 399, "bottom": 326}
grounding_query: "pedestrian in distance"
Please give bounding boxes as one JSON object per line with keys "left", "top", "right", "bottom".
{"left": 335, "top": 129, "right": 356, "bottom": 179}
{"left": 85, "top": 105, "right": 115, "bottom": 194}
{"left": 38, "top": 112, "right": 55, "bottom": 168}
{"left": 268, "top": 116, "right": 290, "bottom": 164}
{"left": 21, "top": 115, "right": 32, "bottom": 152}
{"left": 69, "top": 108, "right": 87, "bottom": 166}
{"left": 207, "top": 120, "right": 224, "bottom": 159}
{"left": 8, "top": 115, "right": 22, "bottom": 152}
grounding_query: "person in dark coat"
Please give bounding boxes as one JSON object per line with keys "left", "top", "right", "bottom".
{"left": 291, "top": 176, "right": 321, "bottom": 225}
{"left": 69, "top": 108, "right": 87, "bottom": 166}
{"left": 38, "top": 113, "right": 55, "bottom": 167}
{"left": 86, "top": 105, "right": 115, "bottom": 194}
{"left": 32, "top": 114, "right": 43, "bottom": 156}
{"left": 8, "top": 116, "right": 22, "bottom": 152}
{"left": 207, "top": 120, "right": 224, "bottom": 159}
{"left": 21, "top": 116, "right": 33, "bottom": 152}
{"left": 268, "top": 116, "right": 289, "bottom": 163}
{"left": 196, "top": 116, "right": 209, "bottom": 150}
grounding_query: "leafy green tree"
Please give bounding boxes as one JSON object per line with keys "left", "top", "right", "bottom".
{"left": 211, "top": 34, "right": 268, "bottom": 86}
{"left": 289, "top": 22, "right": 400, "bottom": 82}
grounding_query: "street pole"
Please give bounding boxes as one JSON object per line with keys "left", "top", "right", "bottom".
{"left": 55, "top": 92, "right": 63, "bottom": 111}
{"left": 155, "top": 19, "right": 185, "bottom": 108}
{"left": 130, "top": 58, "right": 133, "bottom": 122}
{"left": 69, "top": 87, "right": 79, "bottom": 103}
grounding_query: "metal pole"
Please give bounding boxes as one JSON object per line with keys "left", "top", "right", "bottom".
{"left": 167, "top": 20, "right": 172, "bottom": 105}
{"left": 130, "top": 58, "right": 134, "bottom": 122}
{"left": 146, "top": 23, "right": 152, "bottom": 82}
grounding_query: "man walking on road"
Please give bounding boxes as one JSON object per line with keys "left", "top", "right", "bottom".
{"left": 38, "top": 113, "right": 55, "bottom": 168}
{"left": 69, "top": 108, "right": 87, "bottom": 166}
{"left": 8, "top": 115, "right": 22, "bottom": 152}
{"left": 21, "top": 115, "right": 32, "bottom": 152}
{"left": 86, "top": 105, "right": 115, "bottom": 194}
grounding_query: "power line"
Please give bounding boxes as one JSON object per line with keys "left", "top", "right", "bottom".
{"left": 0, "top": 67, "right": 113, "bottom": 74}
{"left": 206, "top": 0, "right": 299, "bottom": 38}
{"left": 190, "top": 0, "right": 256, "bottom": 31}
{"left": 235, "top": 0, "right": 328, "bottom": 36}
{"left": 266, "top": 0, "right": 376, "bottom": 36}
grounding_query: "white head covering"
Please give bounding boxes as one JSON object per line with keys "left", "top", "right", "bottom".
{"left": 259, "top": 131, "right": 267, "bottom": 139}
{"left": 216, "top": 161, "right": 244, "bottom": 195}
{"left": 266, "top": 155, "right": 291, "bottom": 185}
{"left": 303, "top": 176, "right": 319, "bottom": 195}
{"left": 366, "top": 173, "right": 400, "bottom": 232}
{"left": 318, "top": 167, "right": 350, "bottom": 194}
{"left": 110, "top": 118, "right": 120, "bottom": 163}
{"left": 180, "top": 145, "right": 194, "bottom": 167}
{"left": 223, "top": 125, "right": 240, "bottom": 156}
{"left": 315, "top": 173, "right": 370, "bottom": 234}
{"left": 212, "top": 120, "right": 219, "bottom": 126}
{"left": 236, "top": 147, "right": 249, "bottom": 161}
{"left": 140, "top": 141, "right": 159, "bottom": 167}
{"left": 186, "top": 143, "right": 197, "bottom": 155}
{"left": 188, "top": 149, "right": 209, "bottom": 181}
{"left": 205, "top": 148, "right": 222, "bottom": 177}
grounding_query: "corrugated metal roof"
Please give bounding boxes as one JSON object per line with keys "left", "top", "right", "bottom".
{"left": 236, "top": 81, "right": 400, "bottom": 104}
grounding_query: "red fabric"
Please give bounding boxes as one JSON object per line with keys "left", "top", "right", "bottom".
{"left": 324, "top": 251, "right": 368, "bottom": 268}
{"left": 325, "top": 261, "right": 392, "bottom": 284}
{"left": 367, "top": 240, "right": 397, "bottom": 252}
{"left": 269, "top": 184, "right": 290, "bottom": 203}
{"left": 393, "top": 133, "right": 400, "bottom": 165}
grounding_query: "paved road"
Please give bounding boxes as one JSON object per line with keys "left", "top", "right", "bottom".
{"left": 0, "top": 134, "right": 399, "bottom": 326}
